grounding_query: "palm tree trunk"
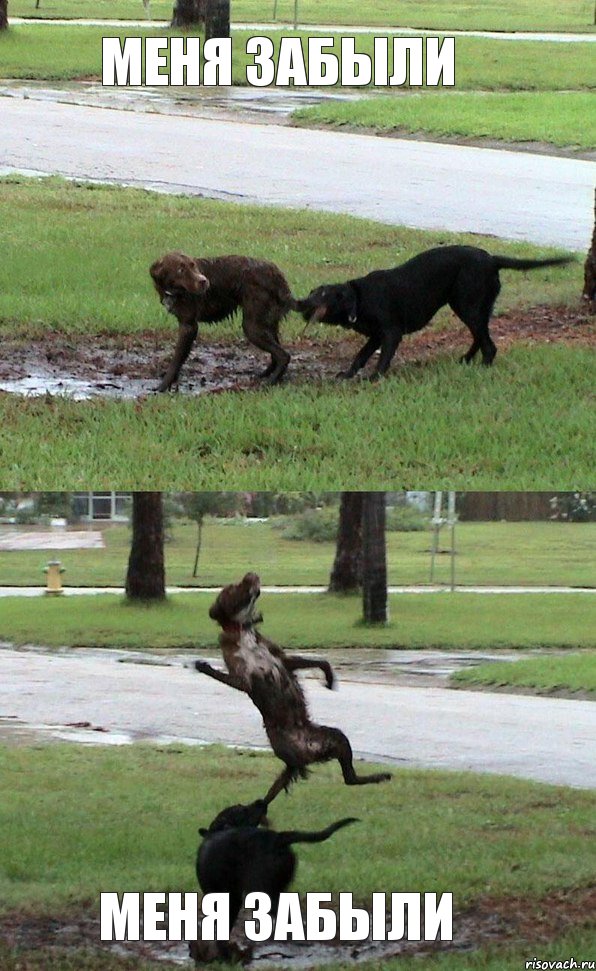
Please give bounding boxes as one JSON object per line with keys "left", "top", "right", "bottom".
{"left": 362, "top": 492, "right": 387, "bottom": 624}
{"left": 170, "top": 0, "right": 205, "bottom": 27}
{"left": 205, "top": 0, "right": 229, "bottom": 38}
{"left": 328, "top": 492, "right": 364, "bottom": 592}
{"left": 583, "top": 187, "right": 596, "bottom": 312}
{"left": 125, "top": 493, "right": 166, "bottom": 601}
{"left": 0, "top": 0, "right": 8, "bottom": 30}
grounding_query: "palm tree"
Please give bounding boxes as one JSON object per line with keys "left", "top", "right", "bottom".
{"left": 170, "top": 0, "right": 205, "bottom": 27}
{"left": 205, "top": 0, "right": 229, "bottom": 38}
{"left": 125, "top": 493, "right": 166, "bottom": 601}
{"left": 328, "top": 492, "right": 364, "bottom": 592}
{"left": 362, "top": 492, "right": 387, "bottom": 623}
{"left": 583, "top": 187, "right": 596, "bottom": 312}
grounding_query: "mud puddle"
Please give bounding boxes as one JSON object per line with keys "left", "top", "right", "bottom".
{"left": 0, "top": 905, "right": 513, "bottom": 968}
{"left": 0, "top": 306, "right": 593, "bottom": 401}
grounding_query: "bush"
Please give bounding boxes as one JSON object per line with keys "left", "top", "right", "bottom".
{"left": 279, "top": 506, "right": 339, "bottom": 543}
{"left": 386, "top": 505, "right": 428, "bottom": 532}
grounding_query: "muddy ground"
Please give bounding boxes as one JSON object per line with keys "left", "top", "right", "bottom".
{"left": 0, "top": 306, "right": 593, "bottom": 400}
{"left": 1, "top": 886, "right": 594, "bottom": 968}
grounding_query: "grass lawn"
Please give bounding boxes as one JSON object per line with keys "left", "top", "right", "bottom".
{"left": 8, "top": 0, "right": 596, "bottom": 31}
{"left": 452, "top": 651, "right": 596, "bottom": 695}
{"left": 1, "top": 178, "right": 592, "bottom": 490}
{"left": 0, "top": 744, "right": 595, "bottom": 970}
{"left": 0, "top": 25, "right": 594, "bottom": 90}
{"left": 1, "top": 520, "right": 595, "bottom": 589}
{"left": 1, "top": 348, "right": 594, "bottom": 489}
{"left": 293, "top": 91, "right": 596, "bottom": 151}
{"left": 1, "top": 590, "right": 594, "bottom": 650}
{"left": 0, "top": 179, "right": 579, "bottom": 340}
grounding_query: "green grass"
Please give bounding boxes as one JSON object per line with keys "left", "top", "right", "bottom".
{"left": 0, "top": 25, "right": 594, "bottom": 89}
{"left": 1, "top": 591, "right": 594, "bottom": 650}
{"left": 452, "top": 651, "right": 596, "bottom": 694}
{"left": 1, "top": 346, "right": 594, "bottom": 489}
{"left": 1, "top": 178, "right": 590, "bottom": 490}
{"left": 293, "top": 91, "right": 596, "bottom": 151}
{"left": 8, "top": 0, "right": 596, "bottom": 31}
{"left": 1, "top": 743, "right": 595, "bottom": 912}
{"left": 1, "top": 520, "right": 595, "bottom": 588}
{"left": 0, "top": 178, "right": 579, "bottom": 340}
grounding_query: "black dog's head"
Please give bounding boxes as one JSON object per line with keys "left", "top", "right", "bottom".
{"left": 199, "top": 799, "right": 268, "bottom": 837}
{"left": 296, "top": 283, "right": 359, "bottom": 328}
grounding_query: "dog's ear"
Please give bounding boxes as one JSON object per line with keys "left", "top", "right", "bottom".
{"left": 198, "top": 827, "right": 208, "bottom": 836}
{"left": 208, "top": 598, "right": 225, "bottom": 624}
{"left": 149, "top": 257, "right": 165, "bottom": 284}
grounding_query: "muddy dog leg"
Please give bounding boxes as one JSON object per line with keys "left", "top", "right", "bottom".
{"left": 194, "top": 659, "right": 245, "bottom": 693}
{"left": 264, "top": 766, "right": 303, "bottom": 805}
{"left": 242, "top": 302, "right": 290, "bottom": 386}
{"left": 322, "top": 726, "right": 392, "bottom": 786}
{"left": 158, "top": 321, "right": 198, "bottom": 392}
{"left": 284, "top": 656, "right": 335, "bottom": 690}
{"left": 337, "top": 335, "right": 381, "bottom": 380}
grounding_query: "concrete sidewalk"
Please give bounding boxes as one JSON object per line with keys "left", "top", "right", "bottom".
{"left": 0, "top": 585, "right": 594, "bottom": 597}
{"left": 11, "top": 18, "right": 596, "bottom": 42}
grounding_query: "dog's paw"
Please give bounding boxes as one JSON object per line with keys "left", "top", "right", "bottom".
{"left": 335, "top": 370, "right": 354, "bottom": 380}
{"left": 194, "top": 659, "right": 211, "bottom": 674}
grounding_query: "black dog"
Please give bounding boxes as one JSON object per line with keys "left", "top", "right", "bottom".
{"left": 194, "top": 799, "right": 357, "bottom": 961}
{"left": 296, "top": 245, "right": 572, "bottom": 379}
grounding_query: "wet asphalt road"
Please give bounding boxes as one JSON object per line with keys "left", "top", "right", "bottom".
{"left": 2, "top": 96, "right": 594, "bottom": 249}
{"left": 1, "top": 647, "right": 594, "bottom": 789}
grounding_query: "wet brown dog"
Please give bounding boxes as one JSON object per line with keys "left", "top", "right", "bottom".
{"left": 194, "top": 573, "right": 392, "bottom": 802}
{"left": 149, "top": 251, "right": 293, "bottom": 390}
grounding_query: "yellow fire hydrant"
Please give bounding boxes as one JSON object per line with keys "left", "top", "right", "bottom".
{"left": 44, "top": 560, "right": 65, "bottom": 596}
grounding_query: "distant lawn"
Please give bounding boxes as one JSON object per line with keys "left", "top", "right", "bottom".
{"left": 0, "top": 591, "right": 594, "bottom": 650}
{"left": 8, "top": 0, "right": 596, "bottom": 31}
{"left": 1, "top": 520, "right": 595, "bottom": 589}
{"left": 452, "top": 651, "right": 596, "bottom": 695}
{"left": 0, "top": 25, "right": 594, "bottom": 90}
{"left": 293, "top": 91, "right": 596, "bottom": 151}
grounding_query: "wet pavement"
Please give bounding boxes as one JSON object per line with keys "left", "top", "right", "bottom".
{"left": 1, "top": 645, "right": 594, "bottom": 787}
{"left": 2, "top": 97, "right": 594, "bottom": 249}
{"left": 0, "top": 78, "right": 365, "bottom": 127}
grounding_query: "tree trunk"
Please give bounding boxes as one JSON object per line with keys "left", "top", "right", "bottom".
{"left": 583, "top": 187, "right": 596, "bottom": 312}
{"left": 125, "top": 493, "right": 166, "bottom": 601}
{"left": 0, "top": 0, "right": 8, "bottom": 30}
{"left": 205, "top": 0, "right": 229, "bottom": 39}
{"left": 328, "top": 492, "right": 364, "bottom": 592}
{"left": 171, "top": 0, "right": 205, "bottom": 27}
{"left": 362, "top": 492, "right": 387, "bottom": 624}
{"left": 192, "top": 515, "right": 204, "bottom": 578}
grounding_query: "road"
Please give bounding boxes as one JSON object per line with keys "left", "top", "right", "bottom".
{"left": 1, "top": 647, "right": 594, "bottom": 789}
{"left": 1, "top": 585, "right": 594, "bottom": 597}
{"left": 2, "top": 97, "right": 594, "bottom": 249}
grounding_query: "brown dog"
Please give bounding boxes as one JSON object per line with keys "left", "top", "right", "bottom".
{"left": 149, "top": 251, "right": 293, "bottom": 390}
{"left": 194, "top": 573, "right": 392, "bottom": 802}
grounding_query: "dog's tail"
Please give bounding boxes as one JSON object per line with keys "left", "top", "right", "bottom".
{"left": 492, "top": 255, "right": 574, "bottom": 272}
{"left": 278, "top": 817, "right": 359, "bottom": 847}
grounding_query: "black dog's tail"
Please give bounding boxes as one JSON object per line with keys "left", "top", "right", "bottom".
{"left": 278, "top": 817, "right": 359, "bottom": 847}
{"left": 492, "top": 255, "right": 574, "bottom": 272}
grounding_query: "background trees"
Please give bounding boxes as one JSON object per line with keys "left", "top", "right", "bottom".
{"left": 125, "top": 493, "right": 165, "bottom": 601}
